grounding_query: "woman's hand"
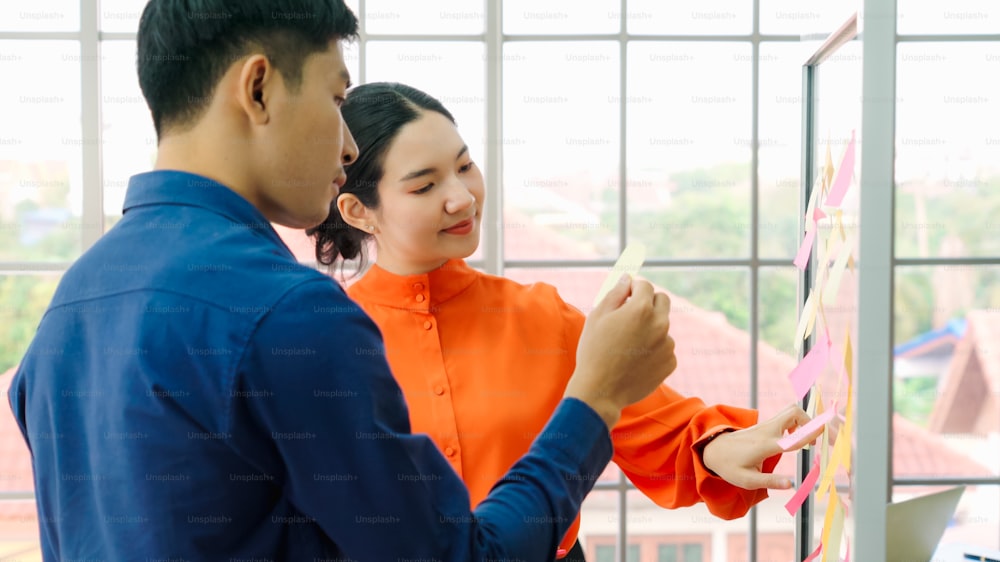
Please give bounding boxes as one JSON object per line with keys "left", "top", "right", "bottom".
{"left": 701, "top": 404, "right": 822, "bottom": 490}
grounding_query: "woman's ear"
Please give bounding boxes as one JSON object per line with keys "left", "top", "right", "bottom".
{"left": 337, "top": 193, "right": 374, "bottom": 232}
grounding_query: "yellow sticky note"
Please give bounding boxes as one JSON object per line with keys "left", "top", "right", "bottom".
{"left": 843, "top": 330, "right": 853, "bottom": 385}
{"left": 823, "top": 490, "right": 846, "bottom": 562}
{"left": 816, "top": 430, "right": 843, "bottom": 501}
{"left": 795, "top": 289, "right": 818, "bottom": 353}
{"left": 593, "top": 242, "right": 646, "bottom": 307}
{"left": 820, "top": 487, "right": 839, "bottom": 561}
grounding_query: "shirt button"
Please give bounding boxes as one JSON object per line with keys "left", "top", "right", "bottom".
{"left": 415, "top": 294, "right": 426, "bottom": 303}
{"left": 414, "top": 283, "right": 425, "bottom": 291}
{"left": 434, "top": 385, "right": 445, "bottom": 396}
{"left": 423, "top": 320, "right": 433, "bottom": 330}
{"left": 445, "top": 447, "right": 457, "bottom": 457}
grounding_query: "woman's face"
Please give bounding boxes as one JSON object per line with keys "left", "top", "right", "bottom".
{"left": 370, "top": 110, "right": 485, "bottom": 274}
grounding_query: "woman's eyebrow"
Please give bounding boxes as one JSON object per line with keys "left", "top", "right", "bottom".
{"left": 398, "top": 145, "right": 471, "bottom": 182}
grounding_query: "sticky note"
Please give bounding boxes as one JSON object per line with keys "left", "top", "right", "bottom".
{"left": 778, "top": 406, "right": 837, "bottom": 451}
{"left": 785, "top": 455, "right": 821, "bottom": 516}
{"left": 843, "top": 331, "right": 853, "bottom": 385}
{"left": 804, "top": 543, "right": 823, "bottom": 562}
{"left": 790, "top": 336, "right": 831, "bottom": 401}
{"left": 794, "top": 289, "right": 818, "bottom": 353}
{"left": 794, "top": 227, "right": 818, "bottom": 270}
{"left": 823, "top": 232, "right": 854, "bottom": 304}
{"left": 821, "top": 488, "right": 843, "bottom": 562}
{"left": 593, "top": 241, "right": 646, "bottom": 306}
{"left": 826, "top": 131, "right": 856, "bottom": 208}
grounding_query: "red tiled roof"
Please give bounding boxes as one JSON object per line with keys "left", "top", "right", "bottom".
{"left": 929, "top": 310, "right": 1000, "bottom": 436}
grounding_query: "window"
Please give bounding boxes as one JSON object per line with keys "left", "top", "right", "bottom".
{"left": 3, "top": 1, "right": 997, "bottom": 560}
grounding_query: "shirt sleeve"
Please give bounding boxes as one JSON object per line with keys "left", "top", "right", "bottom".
{"left": 558, "top": 293, "right": 780, "bottom": 520}
{"left": 237, "top": 278, "right": 614, "bottom": 562}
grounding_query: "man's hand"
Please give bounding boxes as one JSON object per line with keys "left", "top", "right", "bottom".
{"left": 701, "top": 404, "right": 822, "bottom": 490}
{"left": 564, "top": 275, "right": 676, "bottom": 429}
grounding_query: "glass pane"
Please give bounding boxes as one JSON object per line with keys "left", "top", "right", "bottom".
{"left": 626, "top": 42, "right": 752, "bottom": 259}
{"left": 0, "top": 1, "right": 79, "bottom": 32}
{"left": 594, "top": 544, "right": 615, "bottom": 562}
{"left": 365, "top": 41, "right": 486, "bottom": 262}
{"left": 100, "top": 0, "right": 148, "bottom": 32}
{"left": 503, "top": 42, "right": 619, "bottom": 261}
{"left": 897, "top": 0, "right": 1000, "bottom": 35}
{"left": 101, "top": 40, "right": 157, "bottom": 229}
{"left": 0, "top": 274, "right": 57, "bottom": 559}
{"left": 758, "top": 42, "right": 818, "bottom": 260}
{"left": 658, "top": 544, "right": 678, "bottom": 562}
{"left": 893, "top": 485, "right": 1000, "bottom": 553}
{"left": 682, "top": 543, "right": 703, "bottom": 562}
{"left": 503, "top": 0, "right": 618, "bottom": 35}
{"left": 625, "top": 491, "right": 714, "bottom": 561}
{"left": 365, "top": 0, "right": 484, "bottom": 35}
{"left": 726, "top": 532, "right": 796, "bottom": 562}
{"left": 757, "top": 267, "right": 803, "bottom": 419}
{"left": 894, "top": 266, "right": 1000, "bottom": 477}
{"left": 0, "top": 41, "right": 82, "bottom": 262}
{"left": 895, "top": 43, "right": 1000, "bottom": 258}
{"left": 504, "top": 267, "right": 753, "bottom": 407}
{"left": 759, "top": 0, "right": 856, "bottom": 36}
{"left": 627, "top": 0, "right": 752, "bottom": 35}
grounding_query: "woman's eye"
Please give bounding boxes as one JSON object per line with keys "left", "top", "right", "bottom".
{"left": 413, "top": 184, "right": 433, "bottom": 194}
{"left": 458, "top": 162, "right": 474, "bottom": 174}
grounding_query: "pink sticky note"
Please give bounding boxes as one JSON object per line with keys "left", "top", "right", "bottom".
{"left": 826, "top": 131, "right": 856, "bottom": 208}
{"left": 793, "top": 227, "right": 818, "bottom": 270}
{"left": 813, "top": 206, "right": 827, "bottom": 221}
{"left": 778, "top": 406, "right": 837, "bottom": 450}
{"left": 804, "top": 542, "right": 823, "bottom": 562}
{"left": 789, "top": 337, "right": 831, "bottom": 401}
{"left": 785, "top": 456, "right": 821, "bottom": 516}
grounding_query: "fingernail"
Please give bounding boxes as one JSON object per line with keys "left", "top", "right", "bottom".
{"left": 618, "top": 273, "right": 631, "bottom": 285}
{"left": 781, "top": 478, "right": 793, "bottom": 488}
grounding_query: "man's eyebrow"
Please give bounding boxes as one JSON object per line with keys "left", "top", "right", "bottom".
{"left": 399, "top": 146, "right": 471, "bottom": 182}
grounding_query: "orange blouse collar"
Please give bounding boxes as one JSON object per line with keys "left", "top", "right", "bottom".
{"left": 349, "top": 258, "right": 478, "bottom": 309}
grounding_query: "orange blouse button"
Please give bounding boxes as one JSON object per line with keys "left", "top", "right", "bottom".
{"left": 413, "top": 283, "right": 425, "bottom": 291}
{"left": 415, "top": 294, "right": 426, "bottom": 303}
{"left": 445, "top": 447, "right": 457, "bottom": 457}
{"left": 434, "top": 385, "right": 445, "bottom": 396}
{"left": 423, "top": 320, "right": 433, "bottom": 330}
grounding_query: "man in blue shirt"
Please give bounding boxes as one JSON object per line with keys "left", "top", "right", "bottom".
{"left": 7, "top": 1, "right": 678, "bottom": 560}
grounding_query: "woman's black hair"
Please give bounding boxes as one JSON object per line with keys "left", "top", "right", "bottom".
{"left": 309, "top": 82, "right": 456, "bottom": 272}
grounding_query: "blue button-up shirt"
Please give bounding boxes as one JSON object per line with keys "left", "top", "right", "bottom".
{"left": 8, "top": 170, "right": 613, "bottom": 562}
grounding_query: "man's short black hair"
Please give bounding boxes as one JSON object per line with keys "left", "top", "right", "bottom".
{"left": 137, "top": 0, "right": 359, "bottom": 137}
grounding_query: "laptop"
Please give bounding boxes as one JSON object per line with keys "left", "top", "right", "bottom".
{"left": 886, "top": 485, "right": 966, "bottom": 562}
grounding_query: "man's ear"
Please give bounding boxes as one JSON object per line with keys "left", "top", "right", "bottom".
{"left": 337, "top": 193, "right": 374, "bottom": 232}
{"left": 236, "top": 54, "right": 273, "bottom": 126}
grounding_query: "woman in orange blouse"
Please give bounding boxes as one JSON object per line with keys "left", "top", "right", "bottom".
{"left": 310, "top": 83, "right": 815, "bottom": 561}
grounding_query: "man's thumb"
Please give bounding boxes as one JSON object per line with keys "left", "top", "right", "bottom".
{"left": 596, "top": 273, "right": 632, "bottom": 311}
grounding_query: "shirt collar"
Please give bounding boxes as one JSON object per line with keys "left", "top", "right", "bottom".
{"left": 350, "top": 258, "right": 478, "bottom": 310}
{"left": 122, "top": 170, "right": 292, "bottom": 256}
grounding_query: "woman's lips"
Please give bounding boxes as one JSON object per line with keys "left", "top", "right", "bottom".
{"left": 442, "top": 218, "right": 474, "bottom": 235}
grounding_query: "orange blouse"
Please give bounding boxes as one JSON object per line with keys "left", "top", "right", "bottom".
{"left": 347, "top": 259, "right": 780, "bottom": 555}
